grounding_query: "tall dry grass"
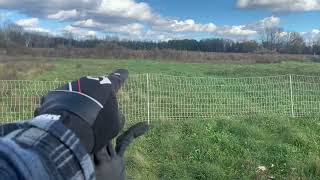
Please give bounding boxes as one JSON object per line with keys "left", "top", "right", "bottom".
{"left": 2, "top": 47, "right": 319, "bottom": 64}
{"left": 0, "top": 56, "right": 55, "bottom": 80}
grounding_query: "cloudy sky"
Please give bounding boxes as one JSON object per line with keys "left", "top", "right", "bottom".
{"left": 0, "top": 0, "right": 319, "bottom": 41}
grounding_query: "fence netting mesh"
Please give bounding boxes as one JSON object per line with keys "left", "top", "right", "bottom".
{"left": 1, "top": 74, "right": 320, "bottom": 125}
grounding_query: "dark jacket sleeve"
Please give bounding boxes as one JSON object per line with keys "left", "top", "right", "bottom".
{"left": 0, "top": 158, "right": 20, "bottom": 180}
{"left": 0, "top": 114, "right": 96, "bottom": 180}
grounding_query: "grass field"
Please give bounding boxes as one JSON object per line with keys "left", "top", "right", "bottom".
{"left": 33, "top": 58, "right": 320, "bottom": 80}
{"left": 1, "top": 58, "right": 320, "bottom": 179}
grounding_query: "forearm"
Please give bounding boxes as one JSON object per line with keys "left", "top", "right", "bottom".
{"left": 0, "top": 114, "right": 95, "bottom": 180}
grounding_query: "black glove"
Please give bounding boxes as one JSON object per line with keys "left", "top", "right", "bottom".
{"left": 0, "top": 123, "right": 26, "bottom": 137}
{"left": 35, "top": 69, "right": 129, "bottom": 153}
{"left": 94, "top": 122, "right": 149, "bottom": 180}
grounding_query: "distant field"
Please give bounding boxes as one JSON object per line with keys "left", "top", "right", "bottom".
{"left": 34, "top": 58, "right": 320, "bottom": 80}
{"left": 1, "top": 58, "right": 320, "bottom": 179}
{"left": 2, "top": 57, "right": 320, "bottom": 80}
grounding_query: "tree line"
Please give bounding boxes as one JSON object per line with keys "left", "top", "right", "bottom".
{"left": 119, "top": 27, "right": 320, "bottom": 55}
{"left": 0, "top": 21, "right": 320, "bottom": 55}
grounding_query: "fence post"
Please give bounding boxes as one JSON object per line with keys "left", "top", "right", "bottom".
{"left": 146, "top": 74, "right": 150, "bottom": 124}
{"left": 289, "top": 75, "right": 295, "bottom": 117}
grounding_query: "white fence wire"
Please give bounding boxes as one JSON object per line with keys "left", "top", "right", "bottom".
{"left": 1, "top": 74, "right": 320, "bottom": 124}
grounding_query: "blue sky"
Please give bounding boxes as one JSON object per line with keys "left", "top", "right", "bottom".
{"left": 0, "top": 0, "right": 319, "bottom": 41}
{"left": 145, "top": 0, "right": 320, "bottom": 32}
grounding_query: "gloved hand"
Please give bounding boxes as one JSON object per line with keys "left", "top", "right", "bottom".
{"left": 94, "top": 122, "right": 149, "bottom": 180}
{"left": 35, "top": 69, "right": 129, "bottom": 153}
{"left": 0, "top": 123, "right": 26, "bottom": 137}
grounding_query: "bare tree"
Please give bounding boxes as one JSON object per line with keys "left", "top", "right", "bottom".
{"left": 288, "top": 32, "right": 305, "bottom": 54}
{"left": 0, "top": 26, "right": 5, "bottom": 48}
{"left": 2, "top": 21, "right": 24, "bottom": 47}
{"left": 260, "top": 27, "right": 283, "bottom": 51}
{"left": 24, "top": 32, "right": 32, "bottom": 47}
{"left": 63, "top": 32, "right": 74, "bottom": 47}
{"left": 312, "top": 35, "right": 320, "bottom": 55}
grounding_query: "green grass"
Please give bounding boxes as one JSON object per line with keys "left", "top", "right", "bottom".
{"left": 34, "top": 58, "right": 320, "bottom": 81}
{"left": 3, "top": 58, "right": 320, "bottom": 179}
{"left": 127, "top": 116, "right": 320, "bottom": 179}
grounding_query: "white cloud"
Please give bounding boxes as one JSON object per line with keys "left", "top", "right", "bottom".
{"left": 216, "top": 25, "right": 257, "bottom": 40}
{"left": 96, "top": 0, "right": 153, "bottom": 21}
{"left": 48, "top": 9, "right": 79, "bottom": 20}
{"left": 0, "top": 0, "right": 101, "bottom": 16}
{"left": 16, "top": 17, "right": 56, "bottom": 36}
{"left": 252, "top": 16, "right": 280, "bottom": 30}
{"left": 16, "top": 18, "right": 39, "bottom": 28}
{"left": 82, "top": 30, "right": 99, "bottom": 39}
{"left": 311, "top": 29, "right": 320, "bottom": 35}
{"left": 279, "top": 31, "right": 289, "bottom": 37}
{"left": 61, "top": 23, "right": 144, "bottom": 39}
{"left": 87, "top": 31, "right": 97, "bottom": 37}
{"left": 61, "top": 25, "right": 93, "bottom": 39}
{"left": 70, "top": 15, "right": 278, "bottom": 41}
{"left": 2, "top": 0, "right": 220, "bottom": 40}
{"left": 303, "top": 29, "right": 320, "bottom": 43}
{"left": 237, "top": 0, "right": 320, "bottom": 12}
{"left": 144, "top": 30, "right": 187, "bottom": 41}
{"left": 72, "top": 19, "right": 104, "bottom": 28}
{"left": 62, "top": 25, "right": 81, "bottom": 34}
{"left": 0, "top": 0, "right": 291, "bottom": 41}
{"left": 115, "top": 23, "right": 144, "bottom": 36}
{"left": 214, "top": 16, "right": 280, "bottom": 40}
{"left": 152, "top": 18, "right": 217, "bottom": 33}
{"left": 1, "top": 0, "right": 218, "bottom": 34}
{"left": 71, "top": 20, "right": 144, "bottom": 37}
{"left": 25, "top": 27, "right": 54, "bottom": 35}
{"left": 150, "top": 16, "right": 279, "bottom": 40}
